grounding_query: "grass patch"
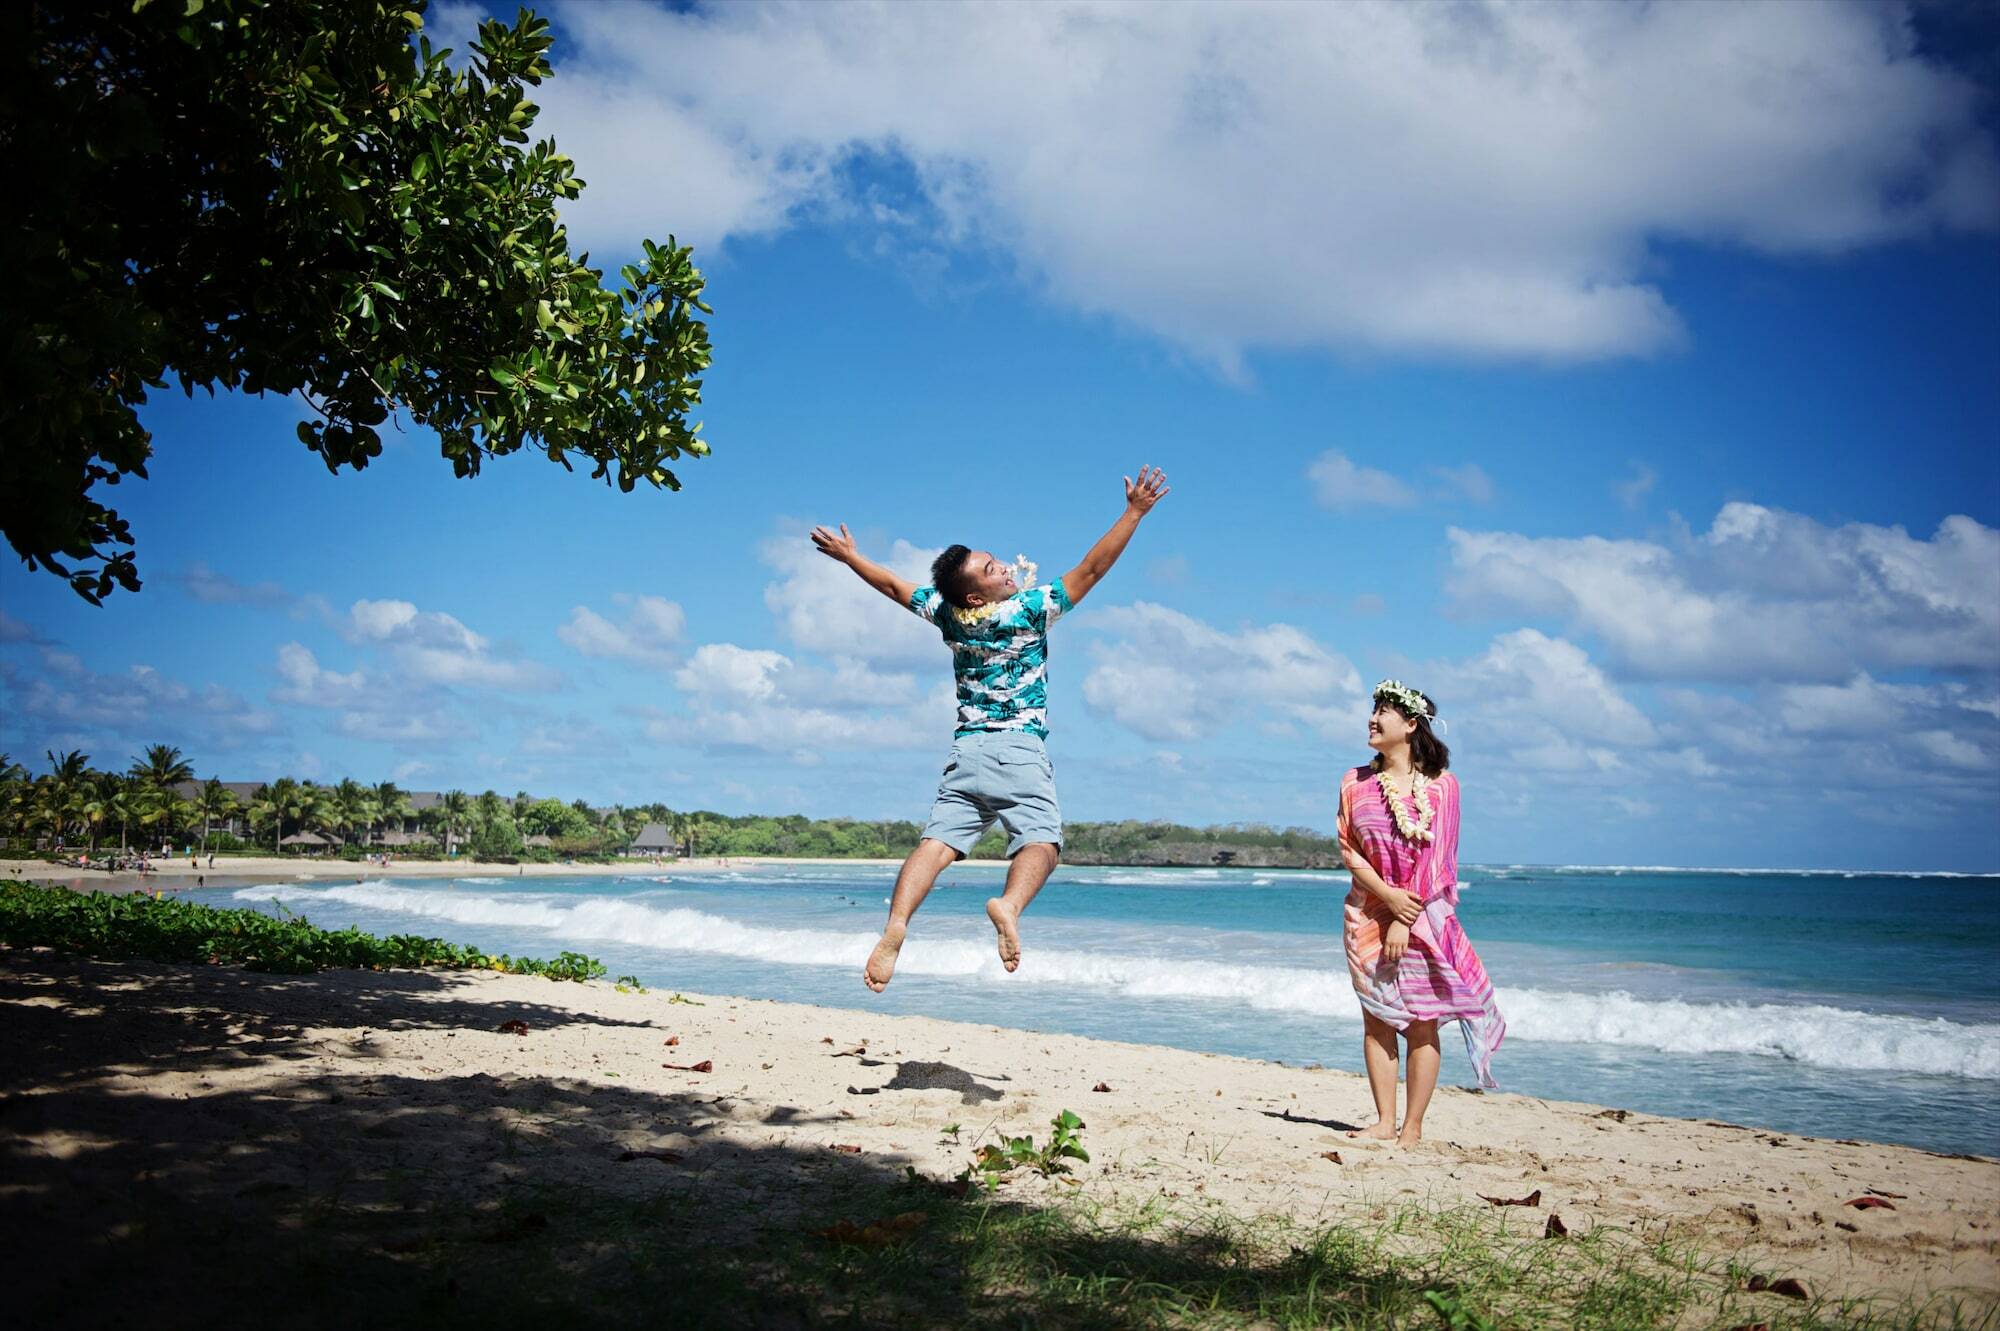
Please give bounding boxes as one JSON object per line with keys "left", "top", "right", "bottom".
{"left": 0, "top": 878, "right": 604, "bottom": 979}
{"left": 183, "top": 1175, "right": 1996, "bottom": 1331}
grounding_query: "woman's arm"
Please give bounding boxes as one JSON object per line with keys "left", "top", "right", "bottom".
{"left": 1339, "top": 781, "right": 1421, "bottom": 926}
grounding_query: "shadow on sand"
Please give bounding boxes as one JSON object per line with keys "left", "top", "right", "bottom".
{"left": 1, "top": 952, "right": 1446, "bottom": 1330}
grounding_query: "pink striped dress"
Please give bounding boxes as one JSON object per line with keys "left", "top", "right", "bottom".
{"left": 1339, "top": 766, "right": 1505, "bottom": 1088}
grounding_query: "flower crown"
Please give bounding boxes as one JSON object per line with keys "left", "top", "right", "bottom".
{"left": 1372, "top": 678, "right": 1435, "bottom": 723}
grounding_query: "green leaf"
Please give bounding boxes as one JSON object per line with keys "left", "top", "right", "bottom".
{"left": 9, "top": 0, "right": 713, "bottom": 604}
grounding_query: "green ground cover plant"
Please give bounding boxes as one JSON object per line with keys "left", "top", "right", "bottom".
{"left": 0, "top": 879, "right": 603, "bottom": 979}
{"left": 167, "top": 1177, "right": 1990, "bottom": 1331}
{"left": 973, "top": 1109, "right": 1092, "bottom": 1179}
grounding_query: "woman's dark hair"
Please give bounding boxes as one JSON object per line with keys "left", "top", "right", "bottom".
{"left": 931, "top": 544, "right": 977, "bottom": 608}
{"left": 1371, "top": 689, "right": 1451, "bottom": 777}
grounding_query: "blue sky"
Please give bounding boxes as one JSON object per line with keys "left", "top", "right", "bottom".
{"left": 4, "top": 1, "right": 1998, "bottom": 870}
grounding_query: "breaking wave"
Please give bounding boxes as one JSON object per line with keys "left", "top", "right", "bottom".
{"left": 233, "top": 881, "right": 1999, "bottom": 1080}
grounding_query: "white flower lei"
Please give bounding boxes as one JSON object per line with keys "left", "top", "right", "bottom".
{"left": 1377, "top": 768, "right": 1436, "bottom": 843}
{"left": 948, "top": 555, "right": 1038, "bottom": 626}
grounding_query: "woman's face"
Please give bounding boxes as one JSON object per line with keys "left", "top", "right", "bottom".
{"left": 1367, "top": 700, "right": 1415, "bottom": 751}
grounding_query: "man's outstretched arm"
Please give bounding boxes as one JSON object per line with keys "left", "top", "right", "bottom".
{"left": 1060, "top": 466, "right": 1170, "bottom": 607}
{"left": 811, "top": 523, "right": 917, "bottom": 606}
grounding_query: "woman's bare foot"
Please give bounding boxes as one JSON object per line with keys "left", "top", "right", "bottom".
{"left": 1396, "top": 1125, "right": 1425, "bottom": 1148}
{"left": 864, "top": 923, "right": 907, "bottom": 992}
{"left": 985, "top": 897, "right": 1022, "bottom": 972}
{"left": 1346, "top": 1121, "right": 1397, "bottom": 1141}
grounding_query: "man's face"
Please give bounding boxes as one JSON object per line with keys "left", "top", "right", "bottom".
{"left": 962, "top": 549, "right": 1018, "bottom": 606}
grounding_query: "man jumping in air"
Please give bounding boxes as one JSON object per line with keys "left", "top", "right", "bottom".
{"left": 811, "top": 466, "right": 1171, "bottom": 991}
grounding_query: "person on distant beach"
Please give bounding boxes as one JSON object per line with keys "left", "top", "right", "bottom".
{"left": 812, "top": 465, "right": 1170, "bottom": 991}
{"left": 1339, "top": 680, "right": 1504, "bottom": 1146}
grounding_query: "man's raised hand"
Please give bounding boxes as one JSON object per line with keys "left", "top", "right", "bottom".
{"left": 1125, "top": 465, "right": 1170, "bottom": 516}
{"left": 810, "top": 523, "right": 857, "bottom": 564}
{"left": 812, "top": 524, "right": 917, "bottom": 606}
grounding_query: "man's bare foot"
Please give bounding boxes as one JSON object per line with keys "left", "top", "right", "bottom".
{"left": 864, "top": 924, "right": 906, "bottom": 992}
{"left": 985, "top": 897, "right": 1022, "bottom": 972}
{"left": 1346, "top": 1121, "right": 1397, "bottom": 1141}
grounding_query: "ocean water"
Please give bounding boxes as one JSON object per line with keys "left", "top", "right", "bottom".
{"left": 209, "top": 863, "right": 2000, "bottom": 1157}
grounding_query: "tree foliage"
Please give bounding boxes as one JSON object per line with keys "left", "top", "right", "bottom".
{"left": 3, "top": 0, "right": 712, "bottom": 602}
{"left": 1, "top": 750, "right": 1344, "bottom": 867}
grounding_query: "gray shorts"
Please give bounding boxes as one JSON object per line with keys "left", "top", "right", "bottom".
{"left": 921, "top": 731, "right": 1063, "bottom": 859}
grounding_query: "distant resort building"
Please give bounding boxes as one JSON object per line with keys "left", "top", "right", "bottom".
{"left": 628, "top": 822, "right": 675, "bottom": 857}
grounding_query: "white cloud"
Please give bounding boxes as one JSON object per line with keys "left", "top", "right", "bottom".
{"left": 1430, "top": 463, "right": 1496, "bottom": 505}
{"left": 0, "top": 650, "right": 277, "bottom": 748}
{"left": 1081, "top": 602, "right": 1362, "bottom": 742}
{"left": 558, "top": 594, "right": 686, "bottom": 668}
{"left": 1615, "top": 462, "right": 1658, "bottom": 510}
{"left": 674, "top": 644, "right": 790, "bottom": 701}
{"left": 0, "top": 609, "right": 35, "bottom": 643}
{"left": 176, "top": 562, "right": 293, "bottom": 609}
{"left": 1657, "top": 674, "right": 1999, "bottom": 785}
{"left": 345, "top": 599, "right": 560, "bottom": 691}
{"left": 1447, "top": 505, "right": 2000, "bottom": 681}
{"left": 1429, "top": 629, "right": 1657, "bottom": 773}
{"left": 268, "top": 643, "right": 471, "bottom": 749}
{"left": 1307, "top": 451, "right": 1416, "bottom": 510}
{"left": 1775, "top": 673, "right": 1932, "bottom": 736}
{"left": 535, "top": 0, "right": 1996, "bottom": 367}
{"left": 272, "top": 642, "right": 369, "bottom": 708}
{"left": 661, "top": 642, "right": 951, "bottom": 754}
{"left": 1309, "top": 451, "right": 1496, "bottom": 510}
{"left": 759, "top": 528, "right": 941, "bottom": 666}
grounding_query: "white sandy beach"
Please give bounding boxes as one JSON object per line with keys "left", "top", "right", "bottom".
{"left": 1, "top": 947, "right": 1991, "bottom": 1313}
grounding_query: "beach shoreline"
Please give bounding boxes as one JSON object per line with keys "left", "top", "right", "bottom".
{"left": 0, "top": 853, "right": 924, "bottom": 895}
{"left": 2, "top": 945, "right": 1991, "bottom": 1317}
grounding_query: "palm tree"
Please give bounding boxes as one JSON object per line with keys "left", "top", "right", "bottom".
{"left": 128, "top": 745, "right": 195, "bottom": 848}
{"left": 43, "top": 750, "right": 92, "bottom": 847}
{"left": 0, "top": 754, "right": 25, "bottom": 848}
{"left": 330, "top": 779, "right": 376, "bottom": 848}
{"left": 93, "top": 774, "right": 144, "bottom": 854}
{"left": 683, "top": 816, "right": 718, "bottom": 858}
{"left": 250, "top": 777, "right": 303, "bottom": 851}
{"left": 190, "top": 778, "right": 238, "bottom": 856}
{"left": 371, "top": 781, "right": 413, "bottom": 845}
{"left": 300, "top": 783, "right": 340, "bottom": 839}
{"left": 438, "top": 789, "right": 472, "bottom": 855}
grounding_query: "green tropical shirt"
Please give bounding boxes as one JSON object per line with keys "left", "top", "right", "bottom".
{"left": 909, "top": 579, "right": 1073, "bottom": 737}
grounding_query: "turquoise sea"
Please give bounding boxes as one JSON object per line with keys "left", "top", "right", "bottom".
{"left": 213, "top": 863, "right": 2000, "bottom": 1157}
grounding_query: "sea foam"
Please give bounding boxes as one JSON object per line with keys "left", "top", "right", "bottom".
{"left": 233, "top": 881, "right": 2000, "bottom": 1081}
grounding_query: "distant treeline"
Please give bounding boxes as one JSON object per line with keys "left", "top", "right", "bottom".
{"left": 2, "top": 746, "right": 1339, "bottom": 869}
{"left": 684, "top": 813, "right": 1341, "bottom": 868}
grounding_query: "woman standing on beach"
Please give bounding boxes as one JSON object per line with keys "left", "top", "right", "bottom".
{"left": 1339, "top": 681, "right": 1505, "bottom": 1146}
